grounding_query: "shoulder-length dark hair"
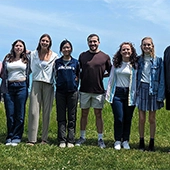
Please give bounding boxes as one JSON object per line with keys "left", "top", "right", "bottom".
{"left": 5, "top": 39, "right": 28, "bottom": 63}
{"left": 36, "top": 33, "right": 52, "bottom": 52}
{"left": 59, "top": 39, "right": 73, "bottom": 55}
{"left": 113, "top": 42, "right": 138, "bottom": 69}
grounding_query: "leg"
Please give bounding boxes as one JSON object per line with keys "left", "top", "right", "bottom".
{"left": 138, "top": 110, "right": 146, "bottom": 150}
{"left": 91, "top": 93, "right": 105, "bottom": 138}
{"left": 12, "top": 81, "right": 28, "bottom": 143}
{"left": 139, "top": 110, "right": 146, "bottom": 138}
{"left": 3, "top": 92, "right": 15, "bottom": 143}
{"left": 94, "top": 108, "right": 103, "bottom": 134}
{"left": 79, "top": 92, "right": 91, "bottom": 132}
{"left": 80, "top": 108, "right": 89, "bottom": 131}
{"left": 67, "top": 91, "right": 78, "bottom": 144}
{"left": 42, "top": 82, "right": 54, "bottom": 142}
{"left": 28, "top": 81, "right": 42, "bottom": 143}
{"left": 148, "top": 110, "right": 156, "bottom": 151}
{"left": 111, "top": 96, "right": 124, "bottom": 141}
{"left": 122, "top": 105, "right": 135, "bottom": 141}
{"left": 75, "top": 92, "right": 90, "bottom": 146}
{"left": 149, "top": 111, "right": 156, "bottom": 138}
{"left": 56, "top": 92, "right": 67, "bottom": 143}
{"left": 75, "top": 108, "right": 89, "bottom": 146}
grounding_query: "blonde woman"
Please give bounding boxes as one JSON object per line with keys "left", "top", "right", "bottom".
{"left": 136, "top": 37, "right": 165, "bottom": 151}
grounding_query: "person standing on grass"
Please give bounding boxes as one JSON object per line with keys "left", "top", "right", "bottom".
{"left": 163, "top": 46, "right": 170, "bottom": 110}
{"left": 0, "top": 61, "right": 2, "bottom": 102}
{"left": 55, "top": 40, "right": 79, "bottom": 148}
{"left": 75, "top": 34, "right": 112, "bottom": 148}
{"left": 106, "top": 42, "right": 138, "bottom": 150}
{"left": 0, "top": 40, "right": 30, "bottom": 146}
{"left": 136, "top": 37, "right": 165, "bottom": 152}
{"left": 27, "top": 34, "right": 58, "bottom": 146}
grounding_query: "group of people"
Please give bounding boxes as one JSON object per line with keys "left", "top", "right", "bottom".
{"left": 0, "top": 33, "right": 169, "bottom": 152}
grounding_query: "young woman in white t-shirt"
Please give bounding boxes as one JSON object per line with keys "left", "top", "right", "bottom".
{"left": 1, "top": 40, "right": 30, "bottom": 146}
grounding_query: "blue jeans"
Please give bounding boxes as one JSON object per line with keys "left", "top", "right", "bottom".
{"left": 3, "top": 81, "right": 28, "bottom": 143}
{"left": 56, "top": 91, "right": 78, "bottom": 144}
{"left": 111, "top": 87, "right": 135, "bottom": 141}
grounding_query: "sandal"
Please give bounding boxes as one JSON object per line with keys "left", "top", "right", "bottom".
{"left": 26, "top": 141, "right": 35, "bottom": 146}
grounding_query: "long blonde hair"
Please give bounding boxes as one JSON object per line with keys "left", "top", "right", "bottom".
{"left": 140, "top": 37, "right": 155, "bottom": 58}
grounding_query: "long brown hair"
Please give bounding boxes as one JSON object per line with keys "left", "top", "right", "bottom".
{"left": 113, "top": 42, "right": 138, "bottom": 69}
{"left": 5, "top": 40, "right": 28, "bottom": 63}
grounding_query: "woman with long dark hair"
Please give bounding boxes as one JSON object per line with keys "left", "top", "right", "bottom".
{"left": 1, "top": 40, "right": 30, "bottom": 146}
{"left": 106, "top": 42, "right": 138, "bottom": 150}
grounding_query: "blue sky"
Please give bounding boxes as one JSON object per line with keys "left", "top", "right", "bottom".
{"left": 0, "top": 0, "right": 170, "bottom": 62}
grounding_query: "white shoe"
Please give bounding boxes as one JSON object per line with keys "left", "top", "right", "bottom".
{"left": 122, "top": 141, "right": 130, "bottom": 149}
{"left": 67, "top": 143, "right": 74, "bottom": 148}
{"left": 114, "top": 141, "right": 121, "bottom": 150}
{"left": 5, "top": 142, "right": 12, "bottom": 146}
{"left": 11, "top": 143, "right": 18, "bottom": 146}
{"left": 59, "top": 143, "right": 66, "bottom": 148}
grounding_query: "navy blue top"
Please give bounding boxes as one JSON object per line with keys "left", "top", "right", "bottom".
{"left": 55, "top": 57, "right": 79, "bottom": 93}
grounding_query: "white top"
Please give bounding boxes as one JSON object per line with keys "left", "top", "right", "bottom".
{"left": 7, "top": 59, "right": 26, "bottom": 81}
{"left": 30, "top": 50, "right": 58, "bottom": 84}
{"left": 116, "top": 61, "right": 131, "bottom": 87}
{"left": 141, "top": 54, "right": 151, "bottom": 83}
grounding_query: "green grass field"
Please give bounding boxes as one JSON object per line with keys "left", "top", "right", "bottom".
{"left": 0, "top": 100, "right": 170, "bottom": 170}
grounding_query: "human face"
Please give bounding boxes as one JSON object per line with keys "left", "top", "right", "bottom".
{"left": 141, "top": 38, "right": 153, "bottom": 55}
{"left": 40, "top": 36, "right": 50, "bottom": 50}
{"left": 62, "top": 42, "right": 72, "bottom": 57}
{"left": 88, "top": 36, "right": 100, "bottom": 53}
{"left": 14, "top": 41, "right": 24, "bottom": 57}
{"left": 120, "top": 44, "right": 132, "bottom": 62}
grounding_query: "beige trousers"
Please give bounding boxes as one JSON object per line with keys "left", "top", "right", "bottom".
{"left": 28, "top": 81, "right": 54, "bottom": 143}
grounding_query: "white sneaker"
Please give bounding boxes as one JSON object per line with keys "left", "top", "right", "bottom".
{"left": 114, "top": 141, "right": 121, "bottom": 150}
{"left": 67, "top": 143, "right": 74, "bottom": 148}
{"left": 11, "top": 143, "right": 18, "bottom": 146}
{"left": 122, "top": 141, "right": 130, "bottom": 150}
{"left": 59, "top": 143, "right": 66, "bottom": 148}
{"left": 5, "top": 142, "right": 12, "bottom": 146}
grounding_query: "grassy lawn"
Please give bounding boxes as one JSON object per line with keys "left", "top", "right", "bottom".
{"left": 0, "top": 100, "right": 170, "bottom": 170}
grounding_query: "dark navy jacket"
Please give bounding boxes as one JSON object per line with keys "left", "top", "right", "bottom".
{"left": 55, "top": 57, "right": 79, "bottom": 93}
{"left": 164, "top": 46, "right": 170, "bottom": 92}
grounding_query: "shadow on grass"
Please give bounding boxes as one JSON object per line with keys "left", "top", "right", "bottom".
{"left": 4, "top": 135, "right": 170, "bottom": 154}
{"left": 21, "top": 136, "right": 58, "bottom": 145}
{"left": 78, "top": 139, "right": 170, "bottom": 153}
{"left": 128, "top": 142, "right": 170, "bottom": 153}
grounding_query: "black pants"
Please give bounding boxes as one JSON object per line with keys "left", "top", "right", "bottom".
{"left": 56, "top": 91, "right": 78, "bottom": 143}
{"left": 165, "top": 90, "right": 170, "bottom": 110}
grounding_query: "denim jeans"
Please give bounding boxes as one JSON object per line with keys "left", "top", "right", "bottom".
{"left": 56, "top": 91, "right": 78, "bottom": 144}
{"left": 3, "top": 81, "right": 28, "bottom": 143}
{"left": 111, "top": 87, "right": 135, "bottom": 141}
